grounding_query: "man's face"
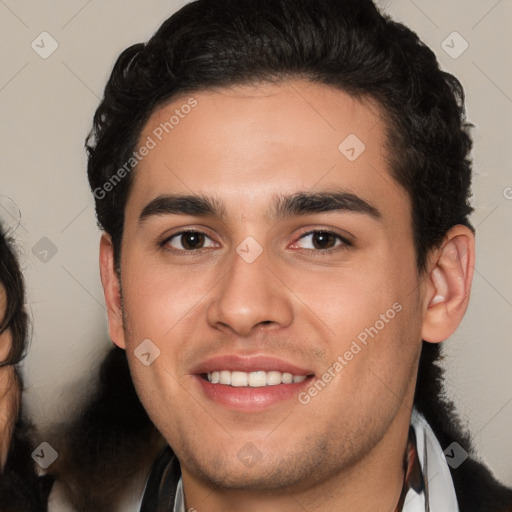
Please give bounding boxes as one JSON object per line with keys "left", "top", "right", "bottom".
{"left": 113, "top": 80, "right": 428, "bottom": 492}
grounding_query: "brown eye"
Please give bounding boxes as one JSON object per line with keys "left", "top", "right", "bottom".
{"left": 294, "top": 230, "right": 350, "bottom": 252}
{"left": 311, "top": 232, "right": 337, "bottom": 250}
{"left": 166, "top": 231, "right": 215, "bottom": 251}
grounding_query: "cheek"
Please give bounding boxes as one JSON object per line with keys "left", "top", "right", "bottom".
{"left": 0, "top": 330, "right": 12, "bottom": 362}
{"left": 120, "top": 257, "right": 204, "bottom": 343}
{"left": 308, "top": 254, "right": 421, "bottom": 382}
{"left": 286, "top": 256, "right": 404, "bottom": 341}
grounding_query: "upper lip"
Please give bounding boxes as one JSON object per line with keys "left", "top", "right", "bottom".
{"left": 190, "top": 355, "right": 314, "bottom": 376}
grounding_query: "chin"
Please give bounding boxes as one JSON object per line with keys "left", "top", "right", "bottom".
{"left": 197, "top": 463, "right": 308, "bottom": 491}
{"left": 180, "top": 441, "right": 347, "bottom": 493}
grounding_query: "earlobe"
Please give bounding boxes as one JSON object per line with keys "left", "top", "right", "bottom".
{"left": 421, "top": 225, "right": 475, "bottom": 344}
{"left": 99, "top": 233, "right": 126, "bottom": 349}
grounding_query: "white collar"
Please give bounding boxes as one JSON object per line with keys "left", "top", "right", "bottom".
{"left": 174, "top": 477, "right": 185, "bottom": 512}
{"left": 404, "top": 409, "right": 460, "bottom": 511}
{"left": 173, "top": 410, "right": 459, "bottom": 512}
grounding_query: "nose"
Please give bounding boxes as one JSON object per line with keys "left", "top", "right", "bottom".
{"left": 206, "top": 246, "right": 294, "bottom": 337}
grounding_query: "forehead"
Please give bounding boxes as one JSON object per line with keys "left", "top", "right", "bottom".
{"left": 128, "top": 80, "right": 408, "bottom": 219}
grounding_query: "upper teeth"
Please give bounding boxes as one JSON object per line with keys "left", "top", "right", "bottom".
{"left": 207, "top": 370, "right": 308, "bottom": 387}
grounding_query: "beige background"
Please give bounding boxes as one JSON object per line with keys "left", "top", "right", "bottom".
{"left": 1, "top": 0, "right": 511, "bottom": 492}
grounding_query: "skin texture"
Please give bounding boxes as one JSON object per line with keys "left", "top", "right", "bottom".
{"left": 100, "top": 80, "right": 475, "bottom": 511}
{"left": 0, "top": 288, "right": 19, "bottom": 471}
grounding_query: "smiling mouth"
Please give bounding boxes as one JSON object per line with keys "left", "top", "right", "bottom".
{"left": 200, "top": 370, "right": 313, "bottom": 387}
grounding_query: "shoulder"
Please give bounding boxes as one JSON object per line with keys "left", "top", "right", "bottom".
{"left": 412, "top": 409, "right": 512, "bottom": 512}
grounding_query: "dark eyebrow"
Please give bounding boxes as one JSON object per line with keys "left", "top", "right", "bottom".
{"left": 269, "top": 190, "right": 381, "bottom": 220}
{"left": 139, "top": 195, "right": 226, "bottom": 223}
{"left": 139, "top": 190, "right": 381, "bottom": 224}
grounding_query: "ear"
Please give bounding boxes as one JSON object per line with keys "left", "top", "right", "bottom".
{"left": 421, "top": 225, "right": 475, "bottom": 343}
{"left": 99, "top": 233, "right": 126, "bottom": 349}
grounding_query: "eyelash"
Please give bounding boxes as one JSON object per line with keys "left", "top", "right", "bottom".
{"left": 160, "top": 229, "right": 352, "bottom": 255}
{"left": 292, "top": 229, "right": 352, "bottom": 254}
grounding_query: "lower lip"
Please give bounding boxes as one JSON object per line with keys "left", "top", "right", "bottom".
{"left": 194, "top": 375, "right": 315, "bottom": 412}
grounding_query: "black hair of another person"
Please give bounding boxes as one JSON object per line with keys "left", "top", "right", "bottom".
{"left": 0, "top": 226, "right": 28, "bottom": 366}
{"left": 0, "top": 225, "right": 53, "bottom": 511}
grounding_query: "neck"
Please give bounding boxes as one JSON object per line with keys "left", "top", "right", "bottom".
{"left": 180, "top": 402, "right": 414, "bottom": 512}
